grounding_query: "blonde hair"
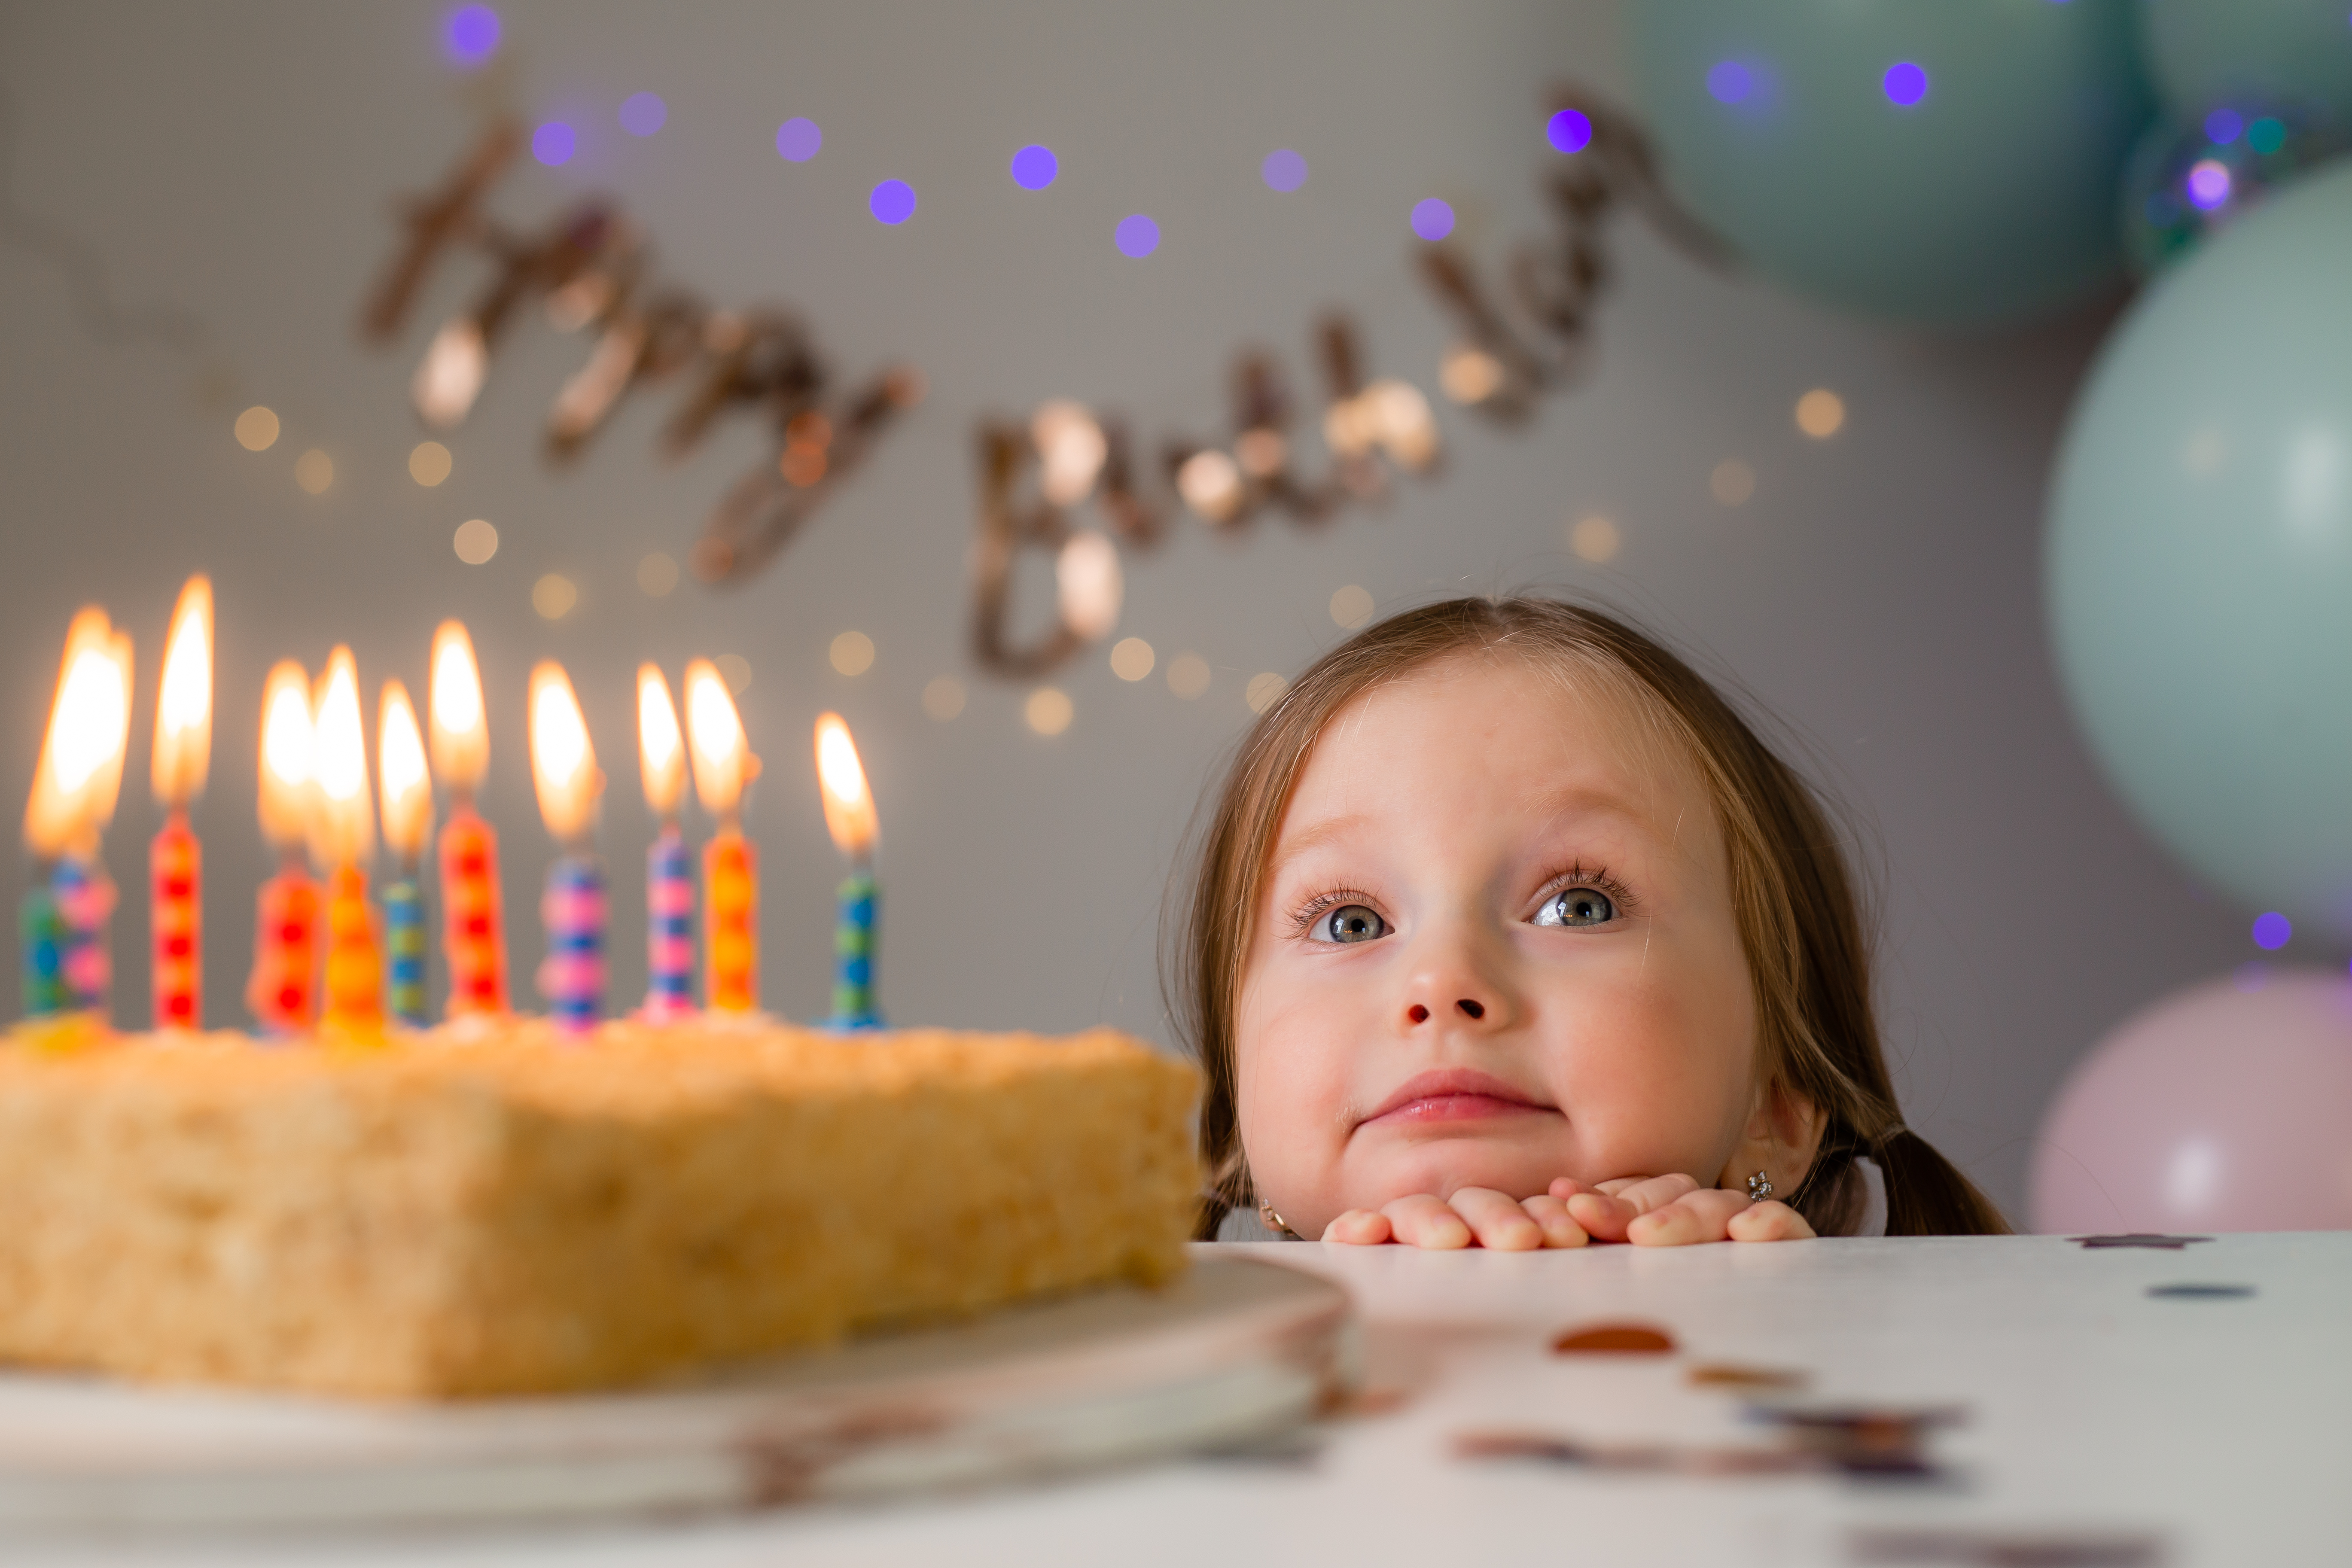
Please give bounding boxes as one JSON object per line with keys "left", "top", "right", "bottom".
{"left": 1171, "top": 597, "right": 2008, "bottom": 1239}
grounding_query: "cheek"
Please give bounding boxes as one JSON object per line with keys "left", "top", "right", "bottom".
{"left": 1232, "top": 945, "right": 1370, "bottom": 1202}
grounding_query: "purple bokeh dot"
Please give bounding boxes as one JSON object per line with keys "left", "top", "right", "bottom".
{"left": 444, "top": 5, "right": 500, "bottom": 69}
{"left": 1011, "top": 144, "right": 1058, "bottom": 190}
{"left": 1883, "top": 61, "right": 1929, "bottom": 107}
{"left": 1115, "top": 214, "right": 1160, "bottom": 257}
{"left": 1706, "top": 61, "right": 1752, "bottom": 104}
{"left": 869, "top": 180, "right": 917, "bottom": 225}
{"left": 2186, "top": 158, "right": 2232, "bottom": 210}
{"left": 2204, "top": 107, "right": 2244, "bottom": 145}
{"left": 1410, "top": 198, "right": 1454, "bottom": 242}
{"left": 620, "top": 93, "right": 667, "bottom": 137}
{"left": 532, "top": 122, "right": 576, "bottom": 167}
{"left": 776, "top": 117, "right": 822, "bottom": 163}
{"left": 2252, "top": 910, "right": 2293, "bottom": 950}
{"left": 1261, "top": 149, "right": 1308, "bottom": 192}
{"left": 1547, "top": 108, "right": 1593, "bottom": 155}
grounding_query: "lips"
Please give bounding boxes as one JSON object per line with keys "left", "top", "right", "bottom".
{"left": 1361, "top": 1068, "right": 1553, "bottom": 1128}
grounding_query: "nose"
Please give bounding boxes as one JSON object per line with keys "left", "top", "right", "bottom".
{"left": 1398, "top": 922, "right": 1514, "bottom": 1032}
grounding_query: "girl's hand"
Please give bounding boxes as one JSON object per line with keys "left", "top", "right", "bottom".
{"left": 1549, "top": 1174, "right": 1815, "bottom": 1245}
{"left": 1322, "top": 1188, "right": 1589, "bottom": 1250}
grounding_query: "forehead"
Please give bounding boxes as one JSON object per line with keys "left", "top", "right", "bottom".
{"left": 1282, "top": 649, "right": 1716, "bottom": 840}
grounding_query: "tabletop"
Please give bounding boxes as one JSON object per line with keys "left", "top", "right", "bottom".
{"left": 15, "top": 1232, "right": 2348, "bottom": 1567}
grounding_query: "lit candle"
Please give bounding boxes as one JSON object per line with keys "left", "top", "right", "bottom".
{"left": 430, "top": 621, "right": 508, "bottom": 1019}
{"left": 684, "top": 660, "right": 760, "bottom": 1015}
{"left": 528, "top": 661, "right": 605, "bottom": 1033}
{"left": 813, "top": 711, "right": 881, "bottom": 1031}
{"left": 22, "top": 608, "right": 133, "bottom": 1039}
{"left": 312, "top": 649, "right": 383, "bottom": 1042}
{"left": 637, "top": 664, "right": 693, "bottom": 1022}
{"left": 378, "top": 680, "right": 433, "bottom": 1027}
{"left": 149, "top": 576, "right": 211, "bottom": 1030}
{"left": 246, "top": 660, "right": 319, "bottom": 1035}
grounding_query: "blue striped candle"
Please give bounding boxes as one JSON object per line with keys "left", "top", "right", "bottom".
{"left": 383, "top": 876, "right": 428, "bottom": 1026}
{"left": 537, "top": 854, "right": 606, "bottom": 1035}
{"left": 643, "top": 825, "right": 694, "bottom": 1020}
{"left": 828, "top": 865, "right": 881, "bottom": 1030}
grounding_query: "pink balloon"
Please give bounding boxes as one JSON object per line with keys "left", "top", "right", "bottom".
{"left": 2032, "top": 969, "right": 2352, "bottom": 1233}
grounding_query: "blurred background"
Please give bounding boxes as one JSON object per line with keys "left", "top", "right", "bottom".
{"left": 5, "top": 0, "right": 2347, "bottom": 1226}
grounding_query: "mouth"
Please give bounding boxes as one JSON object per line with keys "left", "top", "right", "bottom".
{"left": 1360, "top": 1068, "right": 1554, "bottom": 1130}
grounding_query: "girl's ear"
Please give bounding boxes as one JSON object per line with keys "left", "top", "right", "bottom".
{"left": 1716, "top": 1079, "right": 1828, "bottom": 1196}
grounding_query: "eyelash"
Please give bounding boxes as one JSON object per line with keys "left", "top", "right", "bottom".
{"left": 1283, "top": 863, "right": 1639, "bottom": 936}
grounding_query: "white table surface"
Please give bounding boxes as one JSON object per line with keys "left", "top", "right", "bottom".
{"left": 15, "top": 1233, "right": 2348, "bottom": 1567}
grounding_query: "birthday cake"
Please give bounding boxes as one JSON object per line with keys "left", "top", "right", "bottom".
{"left": 0, "top": 1020, "right": 1200, "bottom": 1399}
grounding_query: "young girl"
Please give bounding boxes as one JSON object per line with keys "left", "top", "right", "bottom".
{"left": 1177, "top": 597, "right": 2007, "bottom": 1247}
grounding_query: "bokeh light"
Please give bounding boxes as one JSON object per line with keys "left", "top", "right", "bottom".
{"left": 636, "top": 551, "right": 678, "bottom": 597}
{"left": 1166, "top": 652, "right": 1211, "bottom": 700}
{"left": 234, "top": 405, "right": 279, "bottom": 451}
{"left": 2185, "top": 158, "right": 2232, "bottom": 210}
{"left": 1795, "top": 388, "right": 1846, "bottom": 438}
{"left": 1115, "top": 213, "right": 1160, "bottom": 257}
{"left": 1261, "top": 149, "right": 1307, "bottom": 192}
{"left": 922, "top": 676, "right": 966, "bottom": 720}
{"left": 2204, "top": 108, "right": 2244, "bottom": 145}
{"left": 1245, "top": 673, "right": 1287, "bottom": 715}
{"left": 775, "top": 117, "right": 822, "bottom": 163}
{"left": 443, "top": 5, "right": 500, "bottom": 69}
{"left": 1011, "top": 144, "right": 1058, "bottom": 189}
{"left": 533, "top": 573, "right": 577, "bottom": 620}
{"left": 1025, "top": 687, "right": 1074, "bottom": 736}
{"left": 830, "top": 630, "right": 876, "bottom": 676}
{"left": 1569, "top": 515, "right": 1621, "bottom": 562}
{"left": 408, "top": 441, "right": 453, "bottom": 486}
{"left": 1546, "top": 109, "right": 1592, "bottom": 155}
{"left": 294, "top": 450, "right": 334, "bottom": 494}
{"left": 1882, "top": 62, "right": 1929, "bottom": 108}
{"left": 869, "top": 180, "right": 917, "bottom": 225}
{"left": 2247, "top": 116, "right": 2287, "bottom": 155}
{"left": 1328, "top": 585, "right": 1374, "bottom": 628}
{"left": 453, "top": 519, "right": 497, "bottom": 564}
{"left": 620, "top": 93, "right": 667, "bottom": 137}
{"left": 714, "top": 654, "right": 752, "bottom": 695}
{"left": 1706, "top": 61, "right": 1752, "bottom": 104}
{"left": 533, "top": 122, "right": 576, "bottom": 167}
{"left": 1710, "top": 459, "right": 1756, "bottom": 506}
{"left": 1109, "top": 637, "right": 1155, "bottom": 681}
{"left": 2252, "top": 911, "right": 2293, "bottom": 950}
{"left": 1410, "top": 198, "right": 1454, "bottom": 241}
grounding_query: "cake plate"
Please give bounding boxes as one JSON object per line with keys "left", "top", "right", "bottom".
{"left": 0, "top": 1250, "right": 1350, "bottom": 1532}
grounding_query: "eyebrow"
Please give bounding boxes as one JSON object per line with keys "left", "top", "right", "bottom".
{"left": 1266, "top": 786, "right": 1669, "bottom": 884}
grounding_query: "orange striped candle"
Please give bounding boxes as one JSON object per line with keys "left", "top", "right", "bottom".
{"left": 248, "top": 659, "right": 318, "bottom": 1036}
{"left": 311, "top": 649, "right": 384, "bottom": 1042}
{"left": 704, "top": 829, "right": 756, "bottom": 1013}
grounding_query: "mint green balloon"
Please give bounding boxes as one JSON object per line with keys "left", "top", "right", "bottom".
{"left": 2141, "top": 0, "right": 2352, "bottom": 126}
{"left": 1627, "top": 0, "right": 2151, "bottom": 328}
{"left": 2048, "top": 163, "right": 2352, "bottom": 932}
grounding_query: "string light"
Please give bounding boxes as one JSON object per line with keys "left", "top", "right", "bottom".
{"left": 294, "top": 450, "right": 334, "bottom": 494}
{"left": 1328, "top": 585, "right": 1374, "bottom": 628}
{"left": 1166, "top": 653, "right": 1211, "bottom": 700}
{"left": 922, "top": 676, "right": 966, "bottom": 720}
{"left": 235, "top": 406, "right": 279, "bottom": 451}
{"left": 830, "top": 631, "right": 875, "bottom": 676}
{"left": 408, "top": 441, "right": 453, "bottom": 485}
{"left": 636, "top": 551, "right": 679, "bottom": 596}
{"left": 453, "top": 519, "right": 497, "bottom": 563}
{"left": 1794, "top": 389, "right": 1846, "bottom": 439}
{"left": 532, "top": 573, "right": 578, "bottom": 619}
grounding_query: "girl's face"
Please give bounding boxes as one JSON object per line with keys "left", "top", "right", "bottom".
{"left": 1235, "top": 654, "right": 1763, "bottom": 1238}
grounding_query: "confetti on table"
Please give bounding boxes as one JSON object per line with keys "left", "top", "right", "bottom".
{"left": 1551, "top": 1322, "right": 1676, "bottom": 1355}
{"left": 1687, "top": 1362, "right": 1808, "bottom": 1391}
{"left": 2145, "top": 1283, "right": 2255, "bottom": 1299}
{"left": 2072, "top": 1233, "right": 2213, "bottom": 1250}
{"left": 1849, "top": 1526, "right": 2161, "bottom": 1566}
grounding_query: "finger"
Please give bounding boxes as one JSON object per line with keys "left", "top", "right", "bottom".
{"left": 1322, "top": 1208, "right": 1394, "bottom": 1245}
{"left": 1727, "top": 1200, "right": 1816, "bottom": 1242}
{"left": 1564, "top": 1174, "right": 1701, "bottom": 1242}
{"left": 1564, "top": 1189, "right": 1640, "bottom": 1242}
{"left": 1383, "top": 1194, "right": 1474, "bottom": 1250}
{"left": 1607, "top": 1173, "right": 1704, "bottom": 1213}
{"left": 1546, "top": 1176, "right": 1591, "bottom": 1203}
{"left": 1450, "top": 1187, "right": 1545, "bottom": 1251}
{"left": 1593, "top": 1176, "right": 1646, "bottom": 1197}
{"left": 1627, "top": 1188, "right": 1753, "bottom": 1247}
{"left": 1520, "top": 1194, "right": 1589, "bottom": 1248}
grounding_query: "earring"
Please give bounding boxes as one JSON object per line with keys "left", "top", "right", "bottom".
{"left": 1746, "top": 1170, "right": 1774, "bottom": 1202}
{"left": 1258, "top": 1199, "right": 1298, "bottom": 1238}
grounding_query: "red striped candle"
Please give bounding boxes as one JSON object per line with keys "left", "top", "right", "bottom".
{"left": 150, "top": 810, "right": 200, "bottom": 1029}
{"left": 246, "top": 861, "right": 319, "bottom": 1035}
{"left": 439, "top": 802, "right": 508, "bottom": 1017}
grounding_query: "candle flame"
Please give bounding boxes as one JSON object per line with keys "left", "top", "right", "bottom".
{"left": 813, "top": 711, "right": 877, "bottom": 856}
{"left": 528, "top": 661, "right": 602, "bottom": 843}
{"left": 378, "top": 679, "right": 433, "bottom": 861}
{"left": 684, "top": 658, "right": 759, "bottom": 820}
{"left": 429, "top": 620, "right": 488, "bottom": 794}
{"left": 257, "top": 660, "right": 315, "bottom": 850}
{"left": 151, "top": 575, "right": 213, "bottom": 806}
{"left": 637, "top": 664, "right": 686, "bottom": 819}
{"left": 24, "top": 608, "right": 134, "bottom": 859}
{"left": 310, "top": 647, "right": 374, "bottom": 868}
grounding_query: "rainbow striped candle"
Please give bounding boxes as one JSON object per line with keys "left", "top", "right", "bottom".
{"left": 644, "top": 826, "right": 694, "bottom": 1020}
{"left": 23, "top": 857, "right": 113, "bottom": 1020}
{"left": 539, "top": 854, "right": 605, "bottom": 1033}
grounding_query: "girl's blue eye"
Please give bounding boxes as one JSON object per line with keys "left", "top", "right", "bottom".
{"left": 1313, "top": 904, "right": 1388, "bottom": 944}
{"left": 1535, "top": 887, "right": 1616, "bottom": 928}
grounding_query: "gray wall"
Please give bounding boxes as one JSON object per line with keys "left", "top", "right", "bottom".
{"left": 0, "top": 1, "right": 2272, "bottom": 1221}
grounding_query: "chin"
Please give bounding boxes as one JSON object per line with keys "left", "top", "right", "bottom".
{"left": 1351, "top": 1131, "right": 1571, "bottom": 1208}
